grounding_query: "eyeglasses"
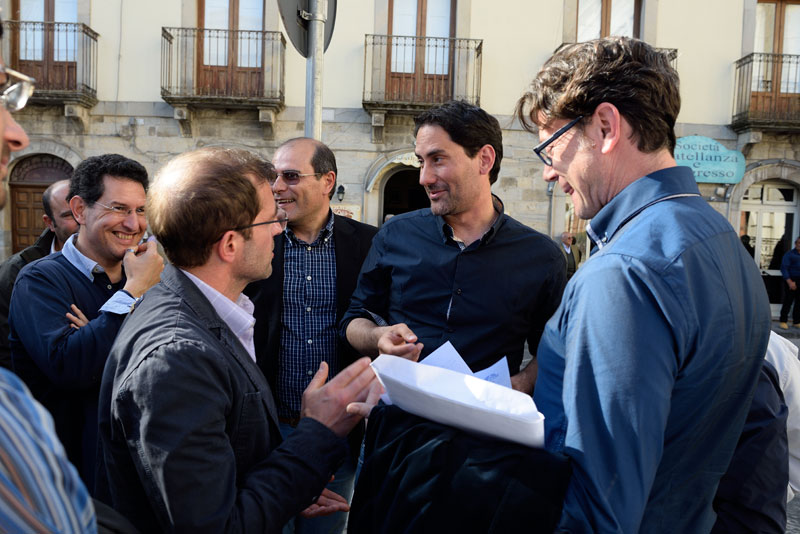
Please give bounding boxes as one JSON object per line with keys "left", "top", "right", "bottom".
{"left": 0, "top": 65, "right": 35, "bottom": 113}
{"left": 233, "top": 216, "right": 289, "bottom": 232}
{"left": 93, "top": 201, "right": 146, "bottom": 218}
{"left": 532, "top": 116, "right": 583, "bottom": 167}
{"left": 268, "top": 171, "right": 320, "bottom": 185}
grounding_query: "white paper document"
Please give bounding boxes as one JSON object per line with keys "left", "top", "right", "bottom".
{"left": 371, "top": 351, "right": 544, "bottom": 448}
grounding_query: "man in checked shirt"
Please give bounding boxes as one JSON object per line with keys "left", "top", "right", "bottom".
{"left": 246, "top": 137, "right": 377, "bottom": 534}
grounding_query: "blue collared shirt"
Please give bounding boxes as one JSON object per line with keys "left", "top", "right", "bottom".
{"left": 534, "top": 166, "right": 771, "bottom": 533}
{"left": 0, "top": 367, "right": 96, "bottom": 533}
{"left": 277, "top": 213, "right": 337, "bottom": 418}
{"left": 181, "top": 270, "right": 256, "bottom": 363}
{"left": 61, "top": 234, "right": 135, "bottom": 315}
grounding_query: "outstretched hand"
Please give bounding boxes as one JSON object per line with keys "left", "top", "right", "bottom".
{"left": 301, "top": 357, "right": 379, "bottom": 437}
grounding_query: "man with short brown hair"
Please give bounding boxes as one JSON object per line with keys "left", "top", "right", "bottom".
{"left": 98, "top": 147, "right": 381, "bottom": 533}
{"left": 516, "top": 37, "right": 770, "bottom": 531}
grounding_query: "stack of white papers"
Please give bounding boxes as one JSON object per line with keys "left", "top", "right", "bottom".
{"left": 370, "top": 342, "right": 544, "bottom": 448}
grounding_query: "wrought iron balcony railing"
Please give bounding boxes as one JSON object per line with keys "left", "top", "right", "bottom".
{"left": 161, "top": 27, "right": 285, "bottom": 110}
{"left": 363, "top": 34, "right": 482, "bottom": 113}
{"left": 732, "top": 53, "right": 800, "bottom": 132}
{"left": 3, "top": 20, "right": 98, "bottom": 108}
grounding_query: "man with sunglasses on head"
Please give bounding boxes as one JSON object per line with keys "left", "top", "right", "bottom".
{"left": 97, "top": 147, "right": 381, "bottom": 533}
{"left": 0, "top": 19, "right": 98, "bottom": 532}
{"left": 9, "top": 153, "right": 163, "bottom": 492}
{"left": 516, "top": 37, "right": 771, "bottom": 532}
{"left": 245, "top": 137, "right": 377, "bottom": 534}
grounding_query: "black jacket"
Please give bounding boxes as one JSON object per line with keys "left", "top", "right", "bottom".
{"left": 0, "top": 229, "right": 54, "bottom": 369}
{"left": 97, "top": 264, "right": 348, "bottom": 533}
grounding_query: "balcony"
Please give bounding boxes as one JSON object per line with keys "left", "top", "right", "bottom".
{"left": 363, "top": 34, "right": 482, "bottom": 111}
{"left": 732, "top": 53, "right": 800, "bottom": 132}
{"left": 3, "top": 21, "right": 98, "bottom": 109}
{"left": 161, "top": 27, "right": 285, "bottom": 112}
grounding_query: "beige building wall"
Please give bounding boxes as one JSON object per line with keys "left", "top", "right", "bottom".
{"left": 0, "top": 0, "right": 797, "bottom": 266}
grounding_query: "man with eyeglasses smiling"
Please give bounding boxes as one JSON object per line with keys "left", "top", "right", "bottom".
{"left": 515, "top": 37, "right": 771, "bottom": 532}
{"left": 97, "top": 147, "right": 381, "bottom": 533}
{"left": 9, "top": 153, "right": 164, "bottom": 493}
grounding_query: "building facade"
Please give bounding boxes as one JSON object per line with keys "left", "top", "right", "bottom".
{"left": 1, "top": 0, "right": 798, "bottom": 315}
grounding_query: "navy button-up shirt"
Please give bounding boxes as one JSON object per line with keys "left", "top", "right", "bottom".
{"left": 341, "top": 196, "right": 565, "bottom": 374}
{"left": 535, "top": 166, "right": 771, "bottom": 533}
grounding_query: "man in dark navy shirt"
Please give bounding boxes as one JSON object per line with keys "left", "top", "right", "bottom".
{"left": 342, "top": 101, "right": 565, "bottom": 394}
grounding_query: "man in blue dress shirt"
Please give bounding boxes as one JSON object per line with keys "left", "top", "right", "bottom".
{"left": 515, "top": 37, "right": 771, "bottom": 532}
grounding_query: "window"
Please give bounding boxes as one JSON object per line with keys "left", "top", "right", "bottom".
{"left": 387, "top": 0, "right": 456, "bottom": 102}
{"left": 755, "top": 0, "right": 800, "bottom": 93}
{"left": 577, "top": 0, "right": 641, "bottom": 41}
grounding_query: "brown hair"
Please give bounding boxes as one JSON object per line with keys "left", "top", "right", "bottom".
{"left": 148, "top": 147, "right": 276, "bottom": 268}
{"left": 515, "top": 37, "right": 680, "bottom": 155}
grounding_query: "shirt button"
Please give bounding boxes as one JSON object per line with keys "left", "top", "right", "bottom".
{"left": 107, "top": 284, "right": 112, "bottom": 290}
{"left": 306, "top": 307, "right": 311, "bottom": 312}
{"left": 456, "top": 288, "right": 462, "bottom": 295}
{"left": 307, "top": 246, "right": 311, "bottom": 251}
{"left": 307, "top": 370, "right": 313, "bottom": 376}
{"left": 307, "top": 339, "right": 313, "bottom": 344}
{"left": 306, "top": 275, "right": 312, "bottom": 281}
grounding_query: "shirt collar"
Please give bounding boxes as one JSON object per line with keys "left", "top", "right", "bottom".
{"left": 180, "top": 269, "right": 256, "bottom": 353}
{"left": 285, "top": 210, "right": 335, "bottom": 246}
{"left": 61, "top": 233, "right": 106, "bottom": 281}
{"left": 586, "top": 166, "right": 699, "bottom": 249}
{"left": 439, "top": 194, "right": 505, "bottom": 247}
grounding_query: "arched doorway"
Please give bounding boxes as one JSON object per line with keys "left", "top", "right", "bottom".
{"left": 9, "top": 154, "right": 74, "bottom": 253}
{"left": 739, "top": 178, "right": 800, "bottom": 315}
{"left": 381, "top": 168, "right": 429, "bottom": 221}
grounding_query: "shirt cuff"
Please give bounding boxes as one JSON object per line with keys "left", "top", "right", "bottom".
{"left": 100, "top": 290, "right": 137, "bottom": 315}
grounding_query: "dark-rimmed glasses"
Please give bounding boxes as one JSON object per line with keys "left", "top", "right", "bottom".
{"left": 268, "top": 171, "right": 321, "bottom": 185}
{"left": 0, "top": 65, "right": 35, "bottom": 113}
{"left": 233, "top": 216, "right": 289, "bottom": 232}
{"left": 532, "top": 115, "right": 583, "bottom": 167}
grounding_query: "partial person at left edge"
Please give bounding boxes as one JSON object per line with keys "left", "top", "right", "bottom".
{"left": 0, "top": 20, "right": 97, "bottom": 533}
{"left": 8, "top": 153, "right": 164, "bottom": 493}
{"left": 0, "top": 179, "right": 78, "bottom": 369}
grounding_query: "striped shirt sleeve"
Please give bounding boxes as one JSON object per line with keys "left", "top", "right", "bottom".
{"left": 0, "top": 368, "right": 96, "bottom": 534}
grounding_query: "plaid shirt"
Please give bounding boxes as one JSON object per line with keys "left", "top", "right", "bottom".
{"left": 277, "top": 214, "right": 337, "bottom": 418}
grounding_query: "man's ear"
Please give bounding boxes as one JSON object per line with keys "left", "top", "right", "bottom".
{"left": 322, "top": 171, "right": 336, "bottom": 198}
{"left": 592, "top": 102, "right": 622, "bottom": 155}
{"left": 476, "top": 144, "right": 496, "bottom": 177}
{"left": 42, "top": 214, "right": 55, "bottom": 231}
{"left": 69, "top": 196, "right": 87, "bottom": 226}
{"left": 214, "top": 230, "right": 240, "bottom": 265}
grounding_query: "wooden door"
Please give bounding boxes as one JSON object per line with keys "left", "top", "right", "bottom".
{"left": 197, "top": 0, "right": 264, "bottom": 98}
{"left": 10, "top": 186, "right": 45, "bottom": 251}
{"left": 387, "top": 0, "right": 455, "bottom": 103}
{"left": 751, "top": 0, "right": 800, "bottom": 119}
{"left": 11, "top": 0, "right": 78, "bottom": 92}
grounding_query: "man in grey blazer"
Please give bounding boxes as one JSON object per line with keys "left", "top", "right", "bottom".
{"left": 97, "top": 147, "right": 380, "bottom": 533}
